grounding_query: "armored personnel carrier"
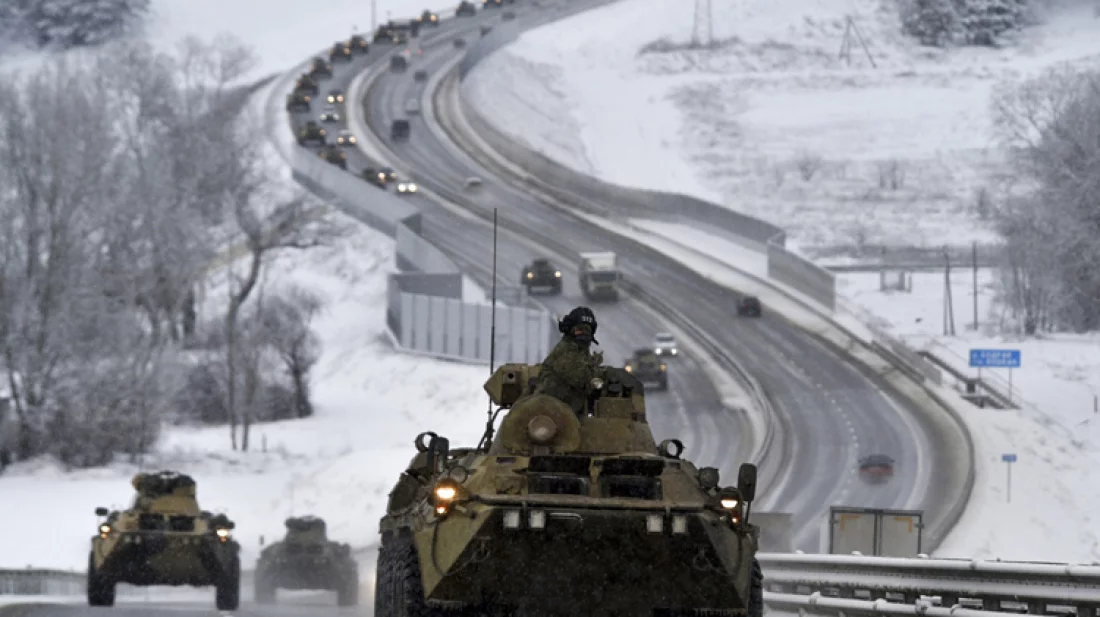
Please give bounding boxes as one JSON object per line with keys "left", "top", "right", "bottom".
{"left": 295, "top": 74, "right": 320, "bottom": 96}
{"left": 318, "top": 146, "right": 348, "bottom": 170}
{"left": 297, "top": 120, "right": 327, "bottom": 146}
{"left": 624, "top": 348, "right": 669, "bottom": 391}
{"left": 374, "top": 364, "right": 764, "bottom": 617}
{"left": 521, "top": 257, "right": 563, "bottom": 295}
{"left": 286, "top": 91, "right": 312, "bottom": 112}
{"left": 254, "top": 516, "right": 359, "bottom": 606}
{"left": 88, "top": 471, "right": 240, "bottom": 610}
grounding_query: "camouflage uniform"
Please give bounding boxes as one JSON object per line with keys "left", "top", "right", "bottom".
{"left": 534, "top": 323, "right": 604, "bottom": 415}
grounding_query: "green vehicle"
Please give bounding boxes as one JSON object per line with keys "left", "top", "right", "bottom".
{"left": 624, "top": 348, "right": 669, "bottom": 391}
{"left": 88, "top": 471, "right": 240, "bottom": 610}
{"left": 254, "top": 516, "right": 359, "bottom": 606}
{"left": 285, "top": 92, "right": 312, "bottom": 112}
{"left": 295, "top": 74, "right": 319, "bottom": 96}
{"left": 297, "top": 121, "right": 327, "bottom": 146}
{"left": 374, "top": 364, "right": 764, "bottom": 617}
{"left": 318, "top": 146, "right": 347, "bottom": 170}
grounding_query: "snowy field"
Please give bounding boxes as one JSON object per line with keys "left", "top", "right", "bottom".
{"left": 619, "top": 218, "right": 1100, "bottom": 563}
{"left": 464, "top": 0, "right": 1100, "bottom": 253}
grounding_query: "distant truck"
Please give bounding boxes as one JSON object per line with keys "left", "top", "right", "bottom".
{"left": 578, "top": 251, "right": 620, "bottom": 301}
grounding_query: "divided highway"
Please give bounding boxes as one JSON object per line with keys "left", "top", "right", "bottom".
{"left": 339, "top": 0, "right": 948, "bottom": 553}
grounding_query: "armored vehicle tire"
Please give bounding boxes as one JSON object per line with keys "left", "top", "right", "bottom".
{"left": 337, "top": 565, "right": 360, "bottom": 606}
{"left": 86, "top": 552, "right": 115, "bottom": 607}
{"left": 215, "top": 555, "right": 241, "bottom": 611}
{"left": 376, "top": 535, "right": 503, "bottom": 617}
{"left": 749, "top": 558, "right": 764, "bottom": 617}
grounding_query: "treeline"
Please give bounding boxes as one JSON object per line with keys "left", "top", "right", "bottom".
{"left": 899, "top": 0, "right": 1041, "bottom": 47}
{"left": 0, "top": 38, "right": 335, "bottom": 470}
{"left": 0, "top": 0, "right": 150, "bottom": 51}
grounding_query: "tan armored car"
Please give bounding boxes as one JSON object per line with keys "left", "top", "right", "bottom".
{"left": 374, "top": 364, "right": 765, "bottom": 617}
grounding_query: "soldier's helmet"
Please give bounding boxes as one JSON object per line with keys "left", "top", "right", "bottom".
{"left": 559, "top": 306, "right": 598, "bottom": 345}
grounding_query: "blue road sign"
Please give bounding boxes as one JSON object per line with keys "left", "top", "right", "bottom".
{"left": 969, "top": 349, "right": 1021, "bottom": 368}
{"left": 1002, "top": 453, "right": 1017, "bottom": 463}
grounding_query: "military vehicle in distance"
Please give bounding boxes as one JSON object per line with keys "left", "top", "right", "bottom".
{"left": 349, "top": 34, "right": 370, "bottom": 54}
{"left": 858, "top": 454, "right": 895, "bottom": 484}
{"left": 456, "top": 0, "right": 477, "bottom": 16}
{"left": 330, "top": 41, "right": 353, "bottom": 62}
{"left": 298, "top": 121, "right": 327, "bottom": 146}
{"left": 254, "top": 516, "right": 359, "bottom": 606}
{"left": 420, "top": 9, "right": 440, "bottom": 25}
{"left": 521, "top": 258, "right": 563, "bottom": 295}
{"left": 88, "top": 471, "right": 240, "bottom": 610}
{"left": 624, "top": 348, "right": 668, "bottom": 391}
{"left": 318, "top": 146, "right": 348, "bottom": 170}
{"left": 361, "top": 167, "right": 388, "bottom": 189}
{"left": 309, "top": 57, "right": 334, "bottom": 78}
{"left": 286, "top": 91, "right": 312, "bottom": 112}
{"left": 295, "top": 74, "right": 320, "bottom": 95}
{"left": 374, "top": 364, "right": 764, "bottom": 617}
{"left": 737, "top": 295, "right": 763, "bottom": 318}
{"left": 391, "top": 119, "right": 411, "bottom": 141}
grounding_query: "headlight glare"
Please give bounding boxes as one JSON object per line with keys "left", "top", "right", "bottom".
{"left": 99, "top": 524, "right": 111, "bottom": 534}
{"left": 216, "top": 528, "right": 230, "bottom": 538}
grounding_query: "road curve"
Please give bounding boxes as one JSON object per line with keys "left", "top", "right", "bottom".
{"left": 353, "top": 1, "right": 944, "bottom": 552}
{"left": 281, "top": 13, "right": 747, "bottom": 476}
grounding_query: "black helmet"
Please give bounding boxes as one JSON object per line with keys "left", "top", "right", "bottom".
{"left": 559, "top": 306, "right": 598, "bottom": 344}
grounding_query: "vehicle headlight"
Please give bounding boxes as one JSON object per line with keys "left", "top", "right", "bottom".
{"left": 526, "top": 272, "right": 533, "bottom": 279}
{"left": 554, "top": 271, "right": 561, "bottom": 277}
{"left": 216, "top": 528, "right": 231, "bottom": 539}
{"left": 431, "top": 479, "right": 464, "bottom": 516}
{"left": 624, "top": 365, "right": 632, "bottom": 373}
{"left": 327, "top": 96, "right": 334, "bottom": 102}
{"left": 408, "top": 183, "right": 417, "bottom": 192}
{"left": 333, "top": 114, "right": 340, "bottom": 120}
{"left": 659, "top": 364, "right": 667, "bottom": 371}
{"left": 349, "top": 136, "right": 356, "bottom": 143}
{"left": 99, "top": 524, "right": 111, "bottom": 535}
{"left": 319, "top": 129, "right": 326, "bottom": 135}
{"left": 590, "top": 377, "right": 604, "bottom": 390}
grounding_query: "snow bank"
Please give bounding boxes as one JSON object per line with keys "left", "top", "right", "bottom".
{"left": 464, "top": 0, "right": 1100, "bottom": 250}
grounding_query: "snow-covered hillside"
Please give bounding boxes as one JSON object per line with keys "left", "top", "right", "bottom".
{"left": 464, "top": 0, "right": 1100, "bottom": 253}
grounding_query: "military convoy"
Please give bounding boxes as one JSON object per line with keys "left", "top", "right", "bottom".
{"left": 295, "top": 74, "right": 320, "bottom": 95}
{"left": 456, "top": 0, "right": 477, "bottom": 16}
{"left": 88, "top": 472, "right": 240, "bottom": 610}
{"left": 319, "top": 146, "right": 348, "bottom": 169}
{"left": 624, "top": 348, "right": 669, "bottom": 391}
{"left": 349, "top": 34, "right": 370, "bottom": 54}
{"left": 420, "top": 9, "right": 440, "bottom": 25}
{"left": 374, "top": 364, "right": 764, "bottom": 617}
{"left": 309, "top": 57, "right": 334, "bottom": 78}
{"left": 330, "top": 41, "right": 353, "bottom": 62}
{"left": 254, "top": 516, "right": 359, "bottom": 606}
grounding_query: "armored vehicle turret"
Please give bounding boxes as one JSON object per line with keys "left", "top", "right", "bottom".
{"left": 88, "top": 471, "right": 240, "bottom": 610}
{"left": 374, "top": 364, "right": 764, "bottom": 617}
{"left": 254, "top": 515, "right": 359, "bottom": 606}
{"left": 295, "top": 74, "right": 320, "bottom": 95}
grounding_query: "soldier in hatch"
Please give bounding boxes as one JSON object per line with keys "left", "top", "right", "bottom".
{"left": 534, "top": 306, "right": 604, "bottom": 415}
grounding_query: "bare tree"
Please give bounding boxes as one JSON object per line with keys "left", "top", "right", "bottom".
{"left": 259, "top": 286, "right": 323, "bottom": 419}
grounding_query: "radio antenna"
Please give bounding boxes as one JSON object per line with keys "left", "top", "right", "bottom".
{"left": 478, "top": 208, "right": 500, "bottom": 452}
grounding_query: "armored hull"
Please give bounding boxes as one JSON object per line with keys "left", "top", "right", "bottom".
{"left": 94, "top": 531, "right": 237, "bottom": 586}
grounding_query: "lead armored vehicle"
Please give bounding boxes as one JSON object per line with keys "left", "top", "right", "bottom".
{"left": 521, "top": 258, "right": 563, "bottom": 295}
{"left": 374, "top": 364, "right": 764, "bottom": 617}
{"left": 624, "top": 348, "right": 669, "bottom": 391}
{"left": 88, "top": 471, "right": 240, "bottom": 610}
{"left": 254, "top": 516, "right": 359, "bottom": 606}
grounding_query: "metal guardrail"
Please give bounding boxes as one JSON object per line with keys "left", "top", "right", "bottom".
{"left": 764, "top": 593, "right": 1022, "bottom": 617}
{"left": 759, "top": 553, "right": 1100, "bottom": 615}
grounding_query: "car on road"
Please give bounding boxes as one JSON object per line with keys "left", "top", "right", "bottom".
{"left": 397, "top": 180, "right": 418, "bottom": 195}
{"left": 858, "top": 454, "right": 895, "bottom": 484}
{"left": 308, "top": 57, "right": 333, "bottom": 78}
{"left": 737, "top": 295, "right": 763, "bottom": 317}
{"left": 319, "top": 105, "right": 340, "bottom": 123}
{"left": 380, "top": 167, "right": 397, "bottom": 183}
{"left": 326, "top": 88, "right": 345, "bottom": 104}
{"left": 624, "top": 348, "right": 669, "bottom": 391}
{"left": 361, "top": 167, "right": 387, "bottom": 188}
{"left": 348, "top": 34, "right": 370, "bottom": 54}
{"left": 329, "top": 42, "right": 352, "bottom": 63}
{"left": 318, "top": 146, "right": 347, "bottom": 170}
{"left": 335, "top": 129, "right": 356, "bottom": 146}
{"left": 404, "top": 98, "right": 421, "bottom": 114}
{"left": 297, "top": 121, "right": 327, "bottom": 146}
{"left": 653, "top": 332, "right": 678, "bottom": 358}
{"left": 464, "top": 176, "right": 483, "bottom": 190}
{"left": 413, "top": 69, "right": 428, "bottom": 82}
{"left": 522, "top": 258, "right": 562, "bottom": 295}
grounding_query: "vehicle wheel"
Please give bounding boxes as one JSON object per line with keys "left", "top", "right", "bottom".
{"left": 382, "top": 535, "right": 448, "bottom": 617}
{"left": 86, "top": 552, "right": 116, "bottom": 607}
{"left": 215, "top": 555, "right": 241, "bottom": 611}
{"left": 337, "top": 565, "right": 360, "bottom": 606}
{"left": 374, "top": 541, "right": 391, "bottom": 617}
{"left": 748, "top": 557, "right": 764, "bottom": 617}
{"left": 254, "top": 568, "right": 276, "bottom": 605}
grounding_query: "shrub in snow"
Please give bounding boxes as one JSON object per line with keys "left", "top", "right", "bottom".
{"left": 3, "top": 0, "right": 150, "bottom": 50}
{"left": 900, "top": 0, "right": 1028, "bottom": 48}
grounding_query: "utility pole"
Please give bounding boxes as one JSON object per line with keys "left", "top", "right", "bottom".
{"left": 944, "top": 249, "right": 956, "bottom": 336}
{"left": 692, "top": 0, "right": 713, "bottom": 47}
{"left": 371, "top": 0, "right": 377, "bottom": 31}
{"left": 972, "top": 241, "right": 979, "bottom": 330}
